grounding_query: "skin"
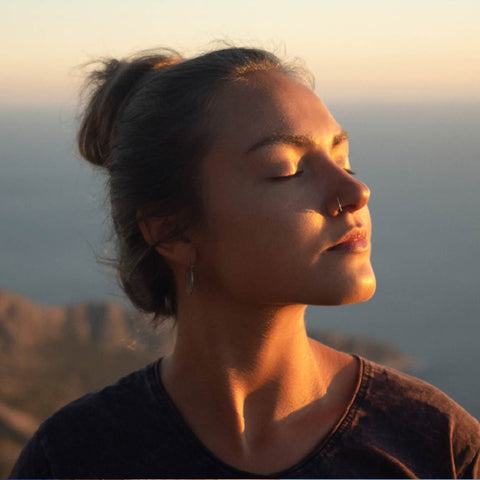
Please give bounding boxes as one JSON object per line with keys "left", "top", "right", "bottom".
{"left": 139, "top": 70, "right": 376, "bottom": 475}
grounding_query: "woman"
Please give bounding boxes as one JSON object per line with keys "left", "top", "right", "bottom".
{"left": 11, "top": 47, "right": 480, "bottom": 478}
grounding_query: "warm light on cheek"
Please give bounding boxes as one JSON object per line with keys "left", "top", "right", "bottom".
{"left": 296, "top": 210, "right": 326, "bottom": 234}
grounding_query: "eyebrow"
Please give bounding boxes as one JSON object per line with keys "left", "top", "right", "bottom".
{"left": 331, "top": 129, "right": 349, "bottom": 149}
{"left": 246, "top": 129, "right": 349, "bottom": 154}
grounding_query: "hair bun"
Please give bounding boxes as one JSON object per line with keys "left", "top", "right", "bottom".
{"left": 78, "top": 53, "right": 180, "bottom": 168}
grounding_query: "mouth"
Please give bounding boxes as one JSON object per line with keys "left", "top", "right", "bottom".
{"left": 327, "top": 229, "right": 370, "bottom": 253}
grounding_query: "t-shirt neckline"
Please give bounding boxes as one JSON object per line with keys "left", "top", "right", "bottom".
{"left": 149, "top": 354, "right": 370, "bottom": 478}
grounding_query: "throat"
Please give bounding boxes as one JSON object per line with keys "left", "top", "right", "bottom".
{"left": 164, "top": 326, "right": 332, "bottom": 438}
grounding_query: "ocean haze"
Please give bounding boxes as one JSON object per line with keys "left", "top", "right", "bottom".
{"left": 1, "top": 102, "right": 479, "bottom": 419}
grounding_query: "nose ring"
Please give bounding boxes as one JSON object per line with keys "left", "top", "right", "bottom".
{"left": 336, "top": 196, "right": 343, "bottom": 214}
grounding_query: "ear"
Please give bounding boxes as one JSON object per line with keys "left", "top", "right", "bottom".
{"left": 137, "top": 211, "right": 196, "bottom": 267}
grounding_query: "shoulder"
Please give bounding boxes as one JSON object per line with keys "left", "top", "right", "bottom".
{"left": 362, "top": 358, "right": 479, "bottom": 428}
{"left": 356, "top": 357, "right": 480, "bottom": 477}
{"left": 10, "top": 361, "right": 167, "bottom": 478}
{"left": 42, "top": 361, "right": 160, "bottom": 434}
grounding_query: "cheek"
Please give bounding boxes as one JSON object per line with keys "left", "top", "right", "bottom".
{"left": 199, "top": 173, "right": 327, "bottom": 289}
{"left": 204, "top": 172, "right": 318, "bottom": 249}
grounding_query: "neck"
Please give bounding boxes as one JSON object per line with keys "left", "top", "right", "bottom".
{"left": 162, "top": 293, "right": 330, "bottom": 431}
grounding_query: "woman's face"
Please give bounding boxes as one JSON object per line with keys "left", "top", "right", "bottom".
{"left": 192, "top": 70, "right": 376, "bottom": 307}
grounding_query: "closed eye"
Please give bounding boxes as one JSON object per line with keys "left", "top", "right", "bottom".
{"left": 272, "top": 167, "right": 355, "bottom": 180}
{"left": 271, "top": 170, "right": 304, "bottom": 180}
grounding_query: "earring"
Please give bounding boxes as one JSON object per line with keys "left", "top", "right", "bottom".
{"left": 185, "top": 263, "right": 195, "bottom": 295}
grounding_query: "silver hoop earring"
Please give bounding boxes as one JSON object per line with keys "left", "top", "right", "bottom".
{"left": 336, "top": 196, "right": 343, "bottom": 214}
{"left": 185, "top": 263, "right": 195, "bottom": 295}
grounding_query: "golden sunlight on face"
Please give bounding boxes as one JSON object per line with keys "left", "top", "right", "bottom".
{"left": 194, "top": 71, "right": 376, "bottom": 307}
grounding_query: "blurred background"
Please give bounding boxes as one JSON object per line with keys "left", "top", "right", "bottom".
{"left": 1, "top": 0, "right": 479, "bottom": 473}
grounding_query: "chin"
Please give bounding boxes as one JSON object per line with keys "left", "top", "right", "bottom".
{"left": 338, "top": 273, "right": 377, "bottom": 305}
{"left": 310, "top": 271, "right": 377, "bottom": 306}
{"left": 342, "top": 279, "right": 376, "bottom": 305}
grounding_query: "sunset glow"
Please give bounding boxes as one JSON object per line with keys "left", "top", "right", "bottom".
{"left": 1, "top": 0, "right": 479, "bottom": 105}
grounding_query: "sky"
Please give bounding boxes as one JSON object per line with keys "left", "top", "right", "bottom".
{"left": 1, "top": 0, "right": 479, "bottom": 105}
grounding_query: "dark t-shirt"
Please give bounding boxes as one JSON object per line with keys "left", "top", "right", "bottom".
{"left": 10, "top": 356, "right": 480, "bottom": 479}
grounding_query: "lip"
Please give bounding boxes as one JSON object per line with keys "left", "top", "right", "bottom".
{"left": 327, "top": 229, "right": 370, "bottom": 253}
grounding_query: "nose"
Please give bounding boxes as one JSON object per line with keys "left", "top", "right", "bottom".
{"left": 324, "top": 167, "right": 371, "bottom": 217}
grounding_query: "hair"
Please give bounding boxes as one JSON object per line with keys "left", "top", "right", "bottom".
{"left": 78, "top": 46, "right": 311, "bottom": 322}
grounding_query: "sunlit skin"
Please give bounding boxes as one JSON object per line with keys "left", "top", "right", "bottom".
{"left": 139, "top": 71, "right": 376, "bottom": 475}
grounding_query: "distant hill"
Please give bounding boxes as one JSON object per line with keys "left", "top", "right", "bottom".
{"left": 0, "top": 289, "right": 169, "bottom": 475}
{"left": 0, "top": 289, "right": 172, "bottom": 352}
{"left": 0, "top": 289, "right": 415, "bottom": 476}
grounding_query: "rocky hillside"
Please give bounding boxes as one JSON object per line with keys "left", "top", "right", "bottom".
{"left": 0, "top": 290, "right": 173, "bottom": 353}
{"left": 0, "top": 289, "right": 170, "bottom": 475}
{"left": 0, "top": 289, "right": 414, "bottom": 476}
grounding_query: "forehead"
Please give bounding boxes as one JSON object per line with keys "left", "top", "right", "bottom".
{"left": 207, "top": 71, "right": 341, "bottom": 152}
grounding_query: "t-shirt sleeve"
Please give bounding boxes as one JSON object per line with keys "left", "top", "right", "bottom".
{"left": 459, "top": 447, "right": 480, "bottom": 479}
{"left": 9, "top": 430, "right": 53, "bottom": 479}
{"left": 452, "top": 401, "right": 480, "bottom": 479}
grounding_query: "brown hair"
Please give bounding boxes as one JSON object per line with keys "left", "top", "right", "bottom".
{"left": 78, "top": 46, "right": 310, "bottom": 321}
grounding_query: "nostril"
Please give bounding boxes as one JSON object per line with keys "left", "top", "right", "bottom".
{"left": 333, "top": 179, "right": 371, "bottom": 215}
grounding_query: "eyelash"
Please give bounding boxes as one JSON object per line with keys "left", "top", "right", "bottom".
{"left": 272, "top": 170, "right": 304, "bottom": 180}
{"left": 273, "top": 168, "right": 356, "bottom": 180}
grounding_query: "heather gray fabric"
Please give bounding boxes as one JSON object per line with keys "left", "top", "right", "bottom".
{"left": 10, "top": 356, "right": 480, "bottom": 479}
